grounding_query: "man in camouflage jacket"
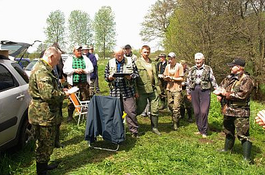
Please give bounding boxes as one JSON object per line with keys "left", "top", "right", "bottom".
{"left": 28, "top": 47, "right": 68, "bottom": 175}
{"left": 214, "top": 58, "right": 254, "bottom": 161}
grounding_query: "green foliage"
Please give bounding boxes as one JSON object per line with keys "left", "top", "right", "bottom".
{"left": 1, "top": 59, "right": 265, "bottom": 174}
{"left": 93, "top": 6, "right": 116, "bottom": 59}
{"left": 68, "top": 10, "right": 93, "bottom": 50}
{"left": 44, "top": 10, "right": 66, "bottom": 49}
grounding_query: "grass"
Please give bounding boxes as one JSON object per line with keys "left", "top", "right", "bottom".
{"left": 1, "top": 59, "right": 265, "bottom": 174}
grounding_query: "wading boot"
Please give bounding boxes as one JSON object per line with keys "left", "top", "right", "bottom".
{"left": 242, "top": 140, "right": 252, "bottom": 161}
{"left": 151, "top": 115, "right": 161, "bottom": 135}
{"left": 187, "top": 108, "right": 193, "bottom": 123}
{"left": 180, "top": 107, "right": 185, "bottom": 119}
{"left": 37, "top": 162, "right": 47, "bottom": 175}
{"left": 55, "top": 125, "right": 64, "bottom": 148}
{"left": 219, "top": 136, "right": 235, "bottom": 153}
{"left": 172, "top": 114, "right": 179, "bottom": 131}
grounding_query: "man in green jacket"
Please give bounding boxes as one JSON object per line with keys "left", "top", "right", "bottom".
{"left": 28, "top": 47, "right": 69, "bottom": 175}
{"left": 135, "top": 45, "right": 161, "bottom": 135}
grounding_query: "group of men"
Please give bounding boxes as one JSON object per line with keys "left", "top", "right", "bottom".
{"left": 28, "top": 43, "right": 254, "bottom": 174}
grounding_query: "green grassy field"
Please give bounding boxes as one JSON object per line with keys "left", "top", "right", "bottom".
{"left": 1, "top": 59, "right": 265, "bottom": 175}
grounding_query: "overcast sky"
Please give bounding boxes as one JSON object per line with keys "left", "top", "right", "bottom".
{"left": 0, "top": 0, "right": 159, "bottom": 52}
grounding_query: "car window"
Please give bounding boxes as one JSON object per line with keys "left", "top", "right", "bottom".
{"left": 24, "top": 59, "right": 38, "bottom": 71}
{"left": 12, "top": 63, "right": 29, "bottom": 83}
{"left": 0, "top": 64, "right": 18, "bottom": 91}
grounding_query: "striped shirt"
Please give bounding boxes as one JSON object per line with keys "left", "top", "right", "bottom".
{"left": 104, "top": 58, "right": 139, "bottom": 98}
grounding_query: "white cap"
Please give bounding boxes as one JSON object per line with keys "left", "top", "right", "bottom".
{"left": 168, "top": 52, "right": 176, "bottom": 58}
{"left": 195, "top": 52, "right": 204, "bottom": 59}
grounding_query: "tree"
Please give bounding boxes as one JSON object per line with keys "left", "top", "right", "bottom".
{"left": 68, "top": 10, "right": 93, "bottom": 50}
{"left": 140, "top": 0, "right": 177, "bottom": 45}
{"left": 93, "top": 6, "right": 116, "bottom": 59}
{"left": 44, "top": 10, "right": 66, "bottom": 49}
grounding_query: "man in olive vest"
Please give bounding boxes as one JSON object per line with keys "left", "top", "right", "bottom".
{"left": 104, "top": 47, "right": 139, "bottom": 138}
{"left": 214, "top": 58, "right": 254, "bottom": 161}
{"left": 187, "top": 53, "right": 218, "bottom": 138}
{"left": 135, "top": 45, "right": 162, "bottom": 135}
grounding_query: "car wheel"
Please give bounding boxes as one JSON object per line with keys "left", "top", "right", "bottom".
{"left": 18, "top": 119, "right": 34, "bottom": 148}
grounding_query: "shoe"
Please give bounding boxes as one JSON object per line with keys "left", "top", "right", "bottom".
{"left": 173, "top": 123, "right": 178, "bottom": 131}
{"left": 202, "top": 134, "right": 207, "bottom": 138}
{"left": 46, "top": 163, "right": 59, "bottom": 170}
{"left": 55, "top": 142, "right": 64, "bottom": 148}
{"left": 188, "top": 118, "right": 193, "bottom": 123}
{"left": 132, "top": 133, "right": 139, "bottom": 139}
{"left": 152, "top": 128, "right": 161, "bottom": 135}
{"left": 194, "top": 132, "right": 201, "bottom": 135}
{"left": 67, "top": 117, "right": 73, "bottom": 123}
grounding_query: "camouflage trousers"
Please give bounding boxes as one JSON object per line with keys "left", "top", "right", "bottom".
{"left": 223, "top": 115, "right": 250, "bottom": 141}
{"left": 167, "top": 90, "right": 182, "bottom": 121}
{"left": 33, "top": 125, "right": 56, "bottom": 163}
{"left": 180, "top": 91, "right": 192, "bottom": 110}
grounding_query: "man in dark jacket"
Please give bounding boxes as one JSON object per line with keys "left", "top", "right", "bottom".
{"left": 82, "top": 45, "right": 98, "bottom": 98}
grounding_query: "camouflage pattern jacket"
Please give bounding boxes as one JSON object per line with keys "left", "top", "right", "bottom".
{"left": 135, "top": 56, "right": 161, "bottom": 95}
{"left": 219, "top": 72, "right": 254, "bottom": 117}
{"left": 28, "top": 59, "right": 65, "bottom": 126}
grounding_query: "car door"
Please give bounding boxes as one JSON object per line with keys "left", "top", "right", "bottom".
{"left": 0, "top": 63, "right": 29, "bottom": 147}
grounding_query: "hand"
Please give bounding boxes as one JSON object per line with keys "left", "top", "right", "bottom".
{"left": 164, "top": 76, "right": 171, "bottom": 82}
{"left": 187, "top": 94, "right": 192, "bottom": 101}
{"left": 108, "top": 75, "right": 115, "bottom": 81}
{"left": 124, "top": 75, "right": 132, "bottom": 80}
{"left": 217, "top": 96, "right": 222, "bottom": 102}
{"left": 75, "top": 68, "right": 83, "bottom": 74}
{"left": 63, "top": 88, "right": 70, "bottom": 96}
{"left": 135, "top": 93, "right": 139, "bottom": 99}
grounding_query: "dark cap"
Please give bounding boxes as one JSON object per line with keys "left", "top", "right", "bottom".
{"left": 124, "top": 44, "right": 132, "bottom": 49}
{"left": 159, "top": 53, "right": 166, "bottom": 57}
{"left": 227, "top": 58, "right": 245, "bottom": 67}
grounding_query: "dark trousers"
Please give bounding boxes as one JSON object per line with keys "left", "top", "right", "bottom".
{"left": 191, "top": 85, "right": 210, "bottom": 135}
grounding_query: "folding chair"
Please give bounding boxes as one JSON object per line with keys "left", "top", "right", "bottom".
{"left": 68, "top": 87, "right": 90, "bottom": 126}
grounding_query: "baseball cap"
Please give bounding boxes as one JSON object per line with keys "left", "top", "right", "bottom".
{"left": 168, "top": 52, "right": 176, "bottom": 58}
{"left": 159, "top": 53, "right": 166, "bottom": 57}
{"left": 124, "top": 44, "right": 132, "bottom": 49}
{"left": 82, "top": 45, "right": 89, "bottom": 50}
{"left": 227, "top": 58, "right": 245, "bottom": 67}
{"left": 73, "top": 45, "right": 82, "bottom": 51}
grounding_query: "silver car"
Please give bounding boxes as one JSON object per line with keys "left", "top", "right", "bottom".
{"left": 0, "top": 41, "right": 36, "bottom": 151}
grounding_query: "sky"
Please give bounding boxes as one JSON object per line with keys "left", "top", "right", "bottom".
{"left": 0, "top": 0, "right": 158, "bottom": 52}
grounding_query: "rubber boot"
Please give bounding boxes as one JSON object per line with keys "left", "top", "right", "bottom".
{"left": 151, "top": 116, "right": 161, "bottom": 135}
{"left": 187, "top": 108, "right": 193, "bottom": 123}
{"left": 180, "top": 107, "right": 185, "bottom": 119}
{"left": 172, "top": 114, "right": 179, "bottom": 131}
{"left": 219, "top": 136, "right": 235, "bottom": 152}
{"left": 67, "top": 108, "right": 74, "bottom": 122}
{"left": 55, "top": 124, "right": 64, "bottom": 148}
{"left": 37, "top": 162, "right": 47, "bottom": 175}
{"left": 47, "top": 162, "right": 59, "bottom": 170}
{"left": 242, "top": 140, "right": 252, "bottom": 161}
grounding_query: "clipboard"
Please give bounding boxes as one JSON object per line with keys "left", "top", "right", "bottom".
{"left": 113, "top": 73, "right": 131, "bottom": 77}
